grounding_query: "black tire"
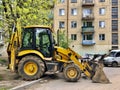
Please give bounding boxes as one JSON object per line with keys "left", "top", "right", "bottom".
{"left": 18, "top": 55, "right": 45, "bottom": 80}
{"left": 104, "top": 64, "right": 108, "bottom": 67}
{"left": 63, "top": 64, "right": 81, "bottom": 82}
{"left": 112, "top": 62, "right": 118, "bottom": 67}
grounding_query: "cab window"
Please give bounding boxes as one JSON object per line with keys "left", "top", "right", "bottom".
{"left": 22, "top": 28, "right": 33, "bottom": 48}
{"left": 36, "top": 28, "right": 51, "bottom": 57}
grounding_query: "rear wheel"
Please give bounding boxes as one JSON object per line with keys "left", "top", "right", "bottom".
{"left": 112, "top": 62, "right": 118, "bottom": 67}
{"left": 18, "top": 55, "right": 45, "bottom": 80}
{"left": 63, "top": 64, "right": 81, "bottom": 82}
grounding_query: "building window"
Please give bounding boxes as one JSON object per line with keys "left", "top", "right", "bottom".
{"left": 112, "top": 0, "right": 118, "bottom": 6}
{"left": 112, "top": 33, "right": 118, "bottom": 45}
{"left": 83, "top": 9, "right": 92, "bottom": 17}
{"left": 83, "top": 34, "right": 93, "bottom": 40}
{"left": 59, "top": 0, "right": 65, "bottom": 3}
{"left": 112, "top": 46, "right": 118, "bottom": 49}
{"left": 71, "top": 21, "right": 77, "bottom": 28}
{"left": 71, "top": 34, "right": 77, "bottom": 40}
{"left": 99, "top": 8, "right": 105, "bottom": 15}
{"left": 71, "top": 8, "right": 77, "bottom": 15}
{"left": 59, "top": 21, "right": 65, "bottom": 28}
{"left": 71, "top": 0, "right": 77, "bottom": 3}
{"left": 83, "top": 0, "right": 94, "bottom": 3}
{"left": 83, "top": 22, "right": 93, "bottom": 27}
{"left": 99, "top": 0, "right": 105, "bottom": 2}
{"left": 112, "top": 7, "right": 118, "bottom": 19}
{"left": 99, "top": 21, "right": 105, "bottom": 28}
{"left": 112, "top": 20, "right": 118, "bottom": 32}
{"left": 99, "top": 34, "right": 105, "bottom": 40}
{"left": 59, "top": 9, "right": 65, "bottom": 16}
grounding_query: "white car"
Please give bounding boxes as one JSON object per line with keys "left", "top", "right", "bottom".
{"left": 103, "top": 50, "right": 120, "bottom": 67}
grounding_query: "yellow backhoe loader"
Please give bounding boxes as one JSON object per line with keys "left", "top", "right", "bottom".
{"left": 7, "top": 23, "right": 109, "bottom": 83}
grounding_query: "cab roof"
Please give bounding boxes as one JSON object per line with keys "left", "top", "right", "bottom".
{"left": 24, "top": 25, "right": 53, "bottom": 32}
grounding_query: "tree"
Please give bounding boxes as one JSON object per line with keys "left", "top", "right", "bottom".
{"left": 57, "top": 30, "right": 71, "bottom": 48}
{"left": 0, "top": 0, "right": 55, "bottom": 38}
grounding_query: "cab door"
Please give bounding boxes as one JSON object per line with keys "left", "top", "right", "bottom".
{"left": 36, "top": 28, "right": 54, "bottom": 57}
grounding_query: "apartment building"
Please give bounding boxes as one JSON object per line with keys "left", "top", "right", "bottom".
{"left": 54, "top": 0, "right": 120, "bottom": 55}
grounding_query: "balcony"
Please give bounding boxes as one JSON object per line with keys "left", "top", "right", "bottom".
{"left": 81, "top": 26, "right": 94, "bottom": 33}
{"left": 82, "top": 0, "right": 94, "bottom": 7}
{"left": 82, "top": 14, "right": 94, "bottom": 20}
{"left": 82, "top": 40, "right": 95, "bottom": 45}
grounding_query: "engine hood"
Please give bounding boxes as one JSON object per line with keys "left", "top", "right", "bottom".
{"left": 104, "top": 56, "right": 114, "bottom": 61}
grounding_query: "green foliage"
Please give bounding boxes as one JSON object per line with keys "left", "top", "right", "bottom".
{"left": 58, "top": 30, "right": 69, "bottom": 48}
{"left": 0, "top": 88, "right": 7, "bottom": 90}
{"left": 0, "top": 75, "right": 3, "bottom": 81}
{"left": 0, "top": 58, "right": 7, "bottom": 65}
{"left": 0, "top": 0, "right": 55, "bottom": 38}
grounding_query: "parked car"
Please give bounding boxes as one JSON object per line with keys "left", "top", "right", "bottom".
{"left": 103, "top": 50, "right": 120, "bottom": 67}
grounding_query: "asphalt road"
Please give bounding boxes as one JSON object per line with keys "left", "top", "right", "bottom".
{"left": 22, "top": 67, "right": 120, "bottom": 90}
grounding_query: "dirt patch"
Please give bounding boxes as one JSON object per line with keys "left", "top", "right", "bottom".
{"left": 0, "top": 57, "right": 26, "bottom": 90}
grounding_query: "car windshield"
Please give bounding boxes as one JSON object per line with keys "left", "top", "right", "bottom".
{"left": 109, "top": 52, "right": 116, "bottom": 57}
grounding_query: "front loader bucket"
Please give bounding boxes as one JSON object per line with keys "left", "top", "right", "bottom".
{"left": 92, "top": 63, "right": 110, "bottom": 84}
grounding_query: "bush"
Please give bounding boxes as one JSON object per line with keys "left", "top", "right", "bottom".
{"left": 0, "top": 76, "right": 3, "bottom": 81}
{"left": 0, "top": 59, "right": 7, "bottom": 66}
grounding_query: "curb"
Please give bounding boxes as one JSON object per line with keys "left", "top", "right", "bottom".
{"left": 10, "top": 79, "right": 42, "bottom": 90}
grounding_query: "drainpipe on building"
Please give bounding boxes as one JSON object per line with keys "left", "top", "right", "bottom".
{"left": 57, "top": 29, "right": 60, "bottom": 46}
{"left": 66, "top": 0, "right": 69, "bottom": 47}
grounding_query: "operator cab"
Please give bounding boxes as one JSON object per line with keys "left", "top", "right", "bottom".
{"left": 21, "top": 26, "right": 54, "bottom": 57}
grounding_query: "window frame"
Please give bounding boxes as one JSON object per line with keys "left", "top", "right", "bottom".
{"left": 83, "top": 34, "right": 93, "bottom": 40}
{"left": 99, "top": 8, "right": 105, "bottom": 15}
{"left": 112, "top": 0, "right": 118, "bottom": 6}
{"left": 112, "top": 33, "right": 118, "bottom": 45}
{"left": 71, "top": 8, "right": 77, "bottom": 16}
{"left": 112, "top": 20, "right": 118, "bottom": 31}
{"left": 112, "top": 7, "right": 118, "bottom": 19}
{"left": 99, "top": 34, "right": 105, "bottom": 40}
{"left": 83, "top": 21, "right": 93, "bottom": 27}
{"left": 71, "top": 34, "right": 77, "bottom": 40}
{"left": 83, "top": 8, "right": 92, "bottom": 17}
{"left": 59, "top": 21, "right": 65, "bottom": 28}
{"left": 71, "top": 21, "right": 77, "bottom": 28}
{"left": 71, "top": 0, "right": 77, "bottom": 3}
{"left": 99, "top": 21, "right": 105, "bottom": 28}
{"left": 59, "top": 9, "right": 65, "bottom": 16}
{"left": 99, "top": 0, "right": 105, "bottom": 2}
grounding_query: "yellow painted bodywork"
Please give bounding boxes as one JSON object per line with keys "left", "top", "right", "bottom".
{"left": 7, "top": 23, "right": 93, "bottom": 78}
{"left": 24, "top": 61, "right": 38, "bottom": 76}
{"left": 18, "top": 50, "right": 44, "bottom": 59}
{"left": 7, "top": 20, "right": 21, "bottom": 72}
{"left": 67, "top": 67, "right": 78, "bottom": 79}
{"left": 54, "top": 46, "right": 91, "bottom": 78}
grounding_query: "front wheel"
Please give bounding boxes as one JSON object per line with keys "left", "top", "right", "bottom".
{"left": 18, "top": 55, "right": 45, "bottom": 80}
{"left": 112, "top": 62, "right": 118, "bottom": 67}
{"left": 63, "top": 64, "right": 81, "bottom": 82}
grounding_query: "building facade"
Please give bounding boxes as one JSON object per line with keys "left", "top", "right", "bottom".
{"left": 54, "top": 0, "right": 120, "bottom": 56}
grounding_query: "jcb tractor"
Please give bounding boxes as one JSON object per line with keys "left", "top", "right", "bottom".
{"left": 7, "top": 24, "right": 109, "bottom": 83}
